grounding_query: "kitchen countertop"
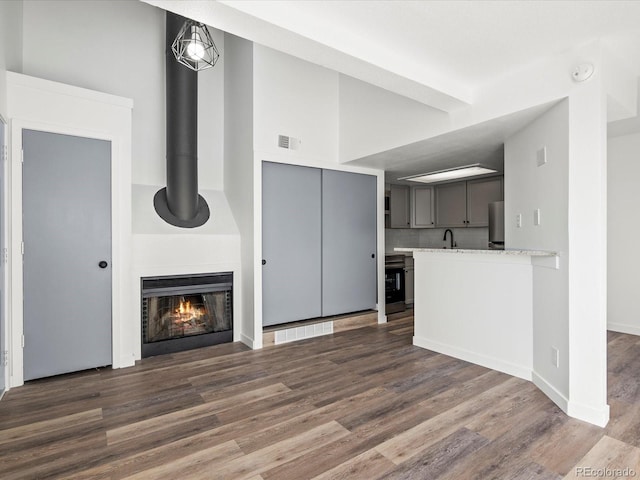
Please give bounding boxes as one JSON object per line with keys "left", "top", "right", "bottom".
{"left": 395, "top": 247, "right": 557, "bottom": 257}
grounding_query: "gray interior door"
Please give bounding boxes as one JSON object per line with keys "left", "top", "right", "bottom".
{"left": 22, "top": 129, "right": 112, "bottom": 381}
{"left": 262, "top": 162, "right": 322, "bottom": 326}
{"left": 322, "top": 170, "right": 377, "bottom": 316}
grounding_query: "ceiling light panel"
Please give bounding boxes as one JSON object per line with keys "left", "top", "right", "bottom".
{"left": 400, "top": 165, "right": 498, "bottom": 184}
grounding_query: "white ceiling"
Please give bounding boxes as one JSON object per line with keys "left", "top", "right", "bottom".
{"left": 349, "top": 101, "right": 560, "bottom": 184}
{"left": 146, "top": 0, "right": 640, "bottom": 175}
{"left": 149, "top": 0, "right": 640, "bottom": 111}
{"left": 221, "top": 0, "right": 640, "bottom": 90}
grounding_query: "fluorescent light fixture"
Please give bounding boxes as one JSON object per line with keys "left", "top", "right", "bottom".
{"left": 399, "top": 164, "right": 498, "bottom": 184}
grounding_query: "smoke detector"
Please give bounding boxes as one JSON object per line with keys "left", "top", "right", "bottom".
{"left": 571, "top": 63, "right": 594, "bottom": 82}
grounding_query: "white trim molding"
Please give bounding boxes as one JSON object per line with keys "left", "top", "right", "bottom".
{"left": 607, "top": 322, "right": 640, "bottom": 336}
{"left": 413, "top": 335, "right": 533, "bottom": 381}
{"left": 533, "top": 370, "right": 610, "bottom": 428}
{"left": 532, "top": 371, "right": 569, "bottom": 415}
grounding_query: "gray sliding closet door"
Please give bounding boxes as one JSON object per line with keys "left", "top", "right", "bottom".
{"left": 322, "top": 170, "right": 377, "bottom": 316}
{"left": 262, "top": 162, "right": 322, "bottom": 326}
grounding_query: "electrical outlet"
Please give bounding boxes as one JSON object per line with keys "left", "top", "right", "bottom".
{"left": 516, "top": 213, "right": 522, "bottom": 228}
{"left": 551, "top": 347, "right": 559, "bottom": 368}
{"left": 534, "top": 208, "right": 541, "bottom": 226}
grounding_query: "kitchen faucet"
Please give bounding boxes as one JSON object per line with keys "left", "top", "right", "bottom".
{"left": 443, "top": 229, "right": 454, "bottom": 249}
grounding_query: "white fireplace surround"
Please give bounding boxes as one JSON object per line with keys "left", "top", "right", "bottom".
{"left": 6, "top": 73, "right": 241, "bottom": 387}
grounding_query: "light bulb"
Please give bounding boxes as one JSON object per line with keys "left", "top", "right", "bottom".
{"left": 187, "top": 41, "right": 205, "bottom": 60}
{"left": 186, "top": 27, "right": 205, "bottom": 60}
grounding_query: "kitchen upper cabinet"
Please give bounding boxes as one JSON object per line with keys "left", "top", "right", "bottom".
{"left": 435, "top": 176, "right": 503, "bottom": 228}
{"left": 435, "top": 182, "right": 467, "bottom": 227}
{"left": 466, "top": 177, "right": 503, "bottom": 227}
{"left": 412, "top": 186, "right": 435, "bottom": 228}
{"left": 389, "top": 184, "right": 410, "bottom": 228}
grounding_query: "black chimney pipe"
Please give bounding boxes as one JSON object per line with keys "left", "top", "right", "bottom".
{"left": 154, "top": 11, "right": 210, "bottom": 228}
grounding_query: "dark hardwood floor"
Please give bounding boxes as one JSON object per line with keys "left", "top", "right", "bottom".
{"left": 1, "top": 314, "right": 639, "bottom": 479}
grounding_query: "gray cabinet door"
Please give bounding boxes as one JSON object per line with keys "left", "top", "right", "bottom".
{"left": 262, "top": 162, "right": 322, "bottom": 326}
{"left": 23, "top": 130, "right": 112, "bottom": 381}
{"left": 435, "top": 182, "right": 467, "bottom": 227}
{"left": 466, "top": 177, "right": 503, "bottom": 227}
{"left": 412, "top": 186, "right": 435, "bottom": 228}
{"left": 322, "top": 170, "right": 377, "bottom": 316}
{"left": 389, "top": 184, "right": 410, "bottom": 228}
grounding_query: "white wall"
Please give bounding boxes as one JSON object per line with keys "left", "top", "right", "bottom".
{"left": 251, "top": 45, "right": 387, "bottom": 331}
{"left": 412, "top": 251, "right": 533, "bottom": 380}
{"left": 505, "top": 100, "right": 570, "bottom": 402}
{"left": 0, "top": 0, "right": 22, "bottom": 119}
{"left": 608, "top": 132, "right": 640, "bottom": 335}
{"left": 224, "top": 33, "right": 257, "bottom": 347}
{"left": 13, "top": 1, "right": 243, "bottom": 365}
{"left": 253, "top": 44, "right": 339, "bottom": 163}
{"left": 338, "top": 74, "right": 450, "bottom": 162}
{"left": 565, "top": 71, "right": 609, "bottom": 426}
{"left": 20, "top": 0, "right": 224, "bottom": 190}
{"left": 505, "top": 83, "right": 609, "bottom": 427}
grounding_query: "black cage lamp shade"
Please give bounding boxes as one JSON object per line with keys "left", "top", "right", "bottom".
{"left": 171, "top": 19, "right": 220, "bottom": 71}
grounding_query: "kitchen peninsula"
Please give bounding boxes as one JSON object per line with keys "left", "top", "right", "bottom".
{"left": 396, "top": 247, "right": 557, "bottom": 380}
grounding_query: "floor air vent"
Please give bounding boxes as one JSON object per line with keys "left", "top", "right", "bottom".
{"left": 274, "top": 321, "right": 333, "bottom": 344}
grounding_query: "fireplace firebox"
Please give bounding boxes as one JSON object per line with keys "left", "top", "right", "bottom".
{"left": 141, "top": 272, "right": 233, "bottom": 357}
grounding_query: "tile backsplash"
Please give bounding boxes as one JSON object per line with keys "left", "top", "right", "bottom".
{"left": 385, "top": 227, "right": 489, "bottom": 252}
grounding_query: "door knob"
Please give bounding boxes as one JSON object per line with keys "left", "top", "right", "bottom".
{"left": 262, "top": 259, "right": 266, "bottom": 265}
{"left": 98, "top": 261, "right": 108, "bottom": 269}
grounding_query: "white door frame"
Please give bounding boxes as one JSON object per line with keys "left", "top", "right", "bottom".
{"left": 6, "top": 72, "right": 134, "bottom": 389}
{"left": 0, "top": 116, "right": 7, "bottom": 396}
{"left": 9, "top": 120, "right": 122, "bottom": 387}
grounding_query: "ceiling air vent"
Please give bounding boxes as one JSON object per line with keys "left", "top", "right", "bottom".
{"left": 278, "top": 134, "right": 301, "bottom": 150}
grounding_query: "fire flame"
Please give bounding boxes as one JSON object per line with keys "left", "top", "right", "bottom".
{"left": 175, "top": 300, "right": 203, "bottom": 323}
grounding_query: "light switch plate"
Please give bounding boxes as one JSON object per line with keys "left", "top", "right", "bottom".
{"left": 516, "top": 213, "right": 522, "bottom": 228}
{"left": 534, "top": 209, "right": 541, "bottom": 226}
{"left": 537, "top": 147, "right": 547, "bottom": 167}
{"left": 551, "top": 347, "right": 559, "bottom": 368}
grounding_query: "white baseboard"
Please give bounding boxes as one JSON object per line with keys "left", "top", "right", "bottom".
{"left": 532, "top": 371, "right": 569, "bottom": 413}
{"left": 413, "top": 335, "right": 532, "bottom": 381}
{"left": 608, "top": 322, "right": 640, "bottom": 336}
{"left": 567, "top": 400, "right": 610, "bottom": 427}
{"left": 533, "top": 371, "right": 609, "bottom": 427}
{"left": 115, "top": 356, "right": 136, "bottom": 369}
{"left": 240, "top": 333, "right": 257, "bottom": 349}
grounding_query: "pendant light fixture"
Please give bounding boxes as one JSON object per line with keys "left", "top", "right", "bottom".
{"left": 172, "top": 18, "right": 219, "bottom": 71}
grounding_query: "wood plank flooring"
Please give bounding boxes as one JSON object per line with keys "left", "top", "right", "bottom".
{"left": 1, "top": 315, "right": 640, "bottom": 479}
